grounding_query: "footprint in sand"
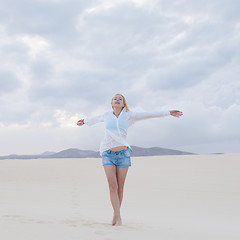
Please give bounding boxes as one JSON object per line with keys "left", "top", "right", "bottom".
{"left": 2, "top": 215, "right": 53, "bottom": 224}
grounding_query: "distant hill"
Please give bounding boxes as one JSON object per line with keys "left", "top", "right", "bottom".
{"left": 0, "top": 146, "right": 193, "bottom": 160}
{"left": 48, "top": 148, "right": 100, "bottom": 158}
{"left": 130, "top": 146, "right": 193, "bottom": 156}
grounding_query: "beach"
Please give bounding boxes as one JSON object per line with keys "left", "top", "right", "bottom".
{"left": 0, "top": 154, "right": 240, "bottom": 240}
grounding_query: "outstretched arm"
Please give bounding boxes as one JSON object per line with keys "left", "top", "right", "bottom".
{"left": 129, "top": 110, "right": 170, "bottom": 125}
{"left": 129, "top": 109, "right": 183, "bottom": 125}
{"left": 77, "top": 114, "right": 105, "bottom": 126}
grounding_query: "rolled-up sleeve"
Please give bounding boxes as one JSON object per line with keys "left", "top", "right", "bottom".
{"left": 84, "top": 114, "right": 105, "bottom": 126}
{"left": 129, "top": 110, "right": 170, "bottom": 125}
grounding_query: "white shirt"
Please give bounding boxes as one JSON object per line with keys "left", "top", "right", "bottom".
{"left": 84, "top": 108, "right": 170, "bottom": 156}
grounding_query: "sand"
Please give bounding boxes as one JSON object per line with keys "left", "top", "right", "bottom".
{"left": 0, "top": 154, "right": 240, "bottom": 240}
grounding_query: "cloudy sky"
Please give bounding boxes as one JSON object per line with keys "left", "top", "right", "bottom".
{"left": 0, "top": 0, "right": 240, "bottom": 155}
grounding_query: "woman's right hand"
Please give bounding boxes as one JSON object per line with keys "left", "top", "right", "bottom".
{"left": 77, "top": 119, "right": 85, "bottom": 126}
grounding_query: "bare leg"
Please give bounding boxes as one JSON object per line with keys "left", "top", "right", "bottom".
{"left": 104, "top": 165, "right": 121, "bottom": 225}
{"left": 116, "top": 167, "right": 129, "bottom": 207}
{"left": 113, "top": 167, "right": 129, "bottom": 226}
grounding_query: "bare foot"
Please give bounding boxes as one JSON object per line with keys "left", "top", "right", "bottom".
{"left": 112, "top": 216, "right": 117, "bottom": 226}
{"left": 115, "top": 218, "right": 122, "bottom": 226}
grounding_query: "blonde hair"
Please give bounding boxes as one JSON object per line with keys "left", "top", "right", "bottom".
{"left": 111, "top": 94, "right": 130, "bottom": 112}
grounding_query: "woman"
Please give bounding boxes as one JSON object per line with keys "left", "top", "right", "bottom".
{"left": 77, "top": 94, "right": 183, "bottom": 226}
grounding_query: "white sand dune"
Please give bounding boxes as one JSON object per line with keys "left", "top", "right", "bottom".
{"left": 0, "top": 154, "right": 240, "bottom": 240}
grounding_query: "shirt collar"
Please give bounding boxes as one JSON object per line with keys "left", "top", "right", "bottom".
{"left": 112, "top": 107, "right": 126, "bottom": 117}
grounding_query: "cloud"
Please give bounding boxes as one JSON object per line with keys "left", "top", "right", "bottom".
{"left": 0, "top": 0, "right": 239, "bottom": 154}
{"left": 0, "top": 71, "right": 21, "bottom": 94}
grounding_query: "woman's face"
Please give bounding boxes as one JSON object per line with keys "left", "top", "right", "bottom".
{"left": 111, "top": 94, "right": 125, "bottom": 109}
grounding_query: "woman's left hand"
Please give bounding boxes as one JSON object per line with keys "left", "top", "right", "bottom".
{"left": 170, "top": 110, "right": 183, "bottom": 118}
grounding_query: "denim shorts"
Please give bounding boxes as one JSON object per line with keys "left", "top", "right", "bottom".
{"left": 102, "top": 148, "right": 131, "bottom": 167}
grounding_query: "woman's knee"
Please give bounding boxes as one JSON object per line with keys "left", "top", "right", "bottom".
{"left": 118, "top": 185, "right": 124, "bottom": 193}
{"left": 109, "top": 182, "right": 118, "bottom": 193}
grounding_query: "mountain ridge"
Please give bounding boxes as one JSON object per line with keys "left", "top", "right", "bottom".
{"left": 0, "top": 146, "right": 194, "bottom": 160}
